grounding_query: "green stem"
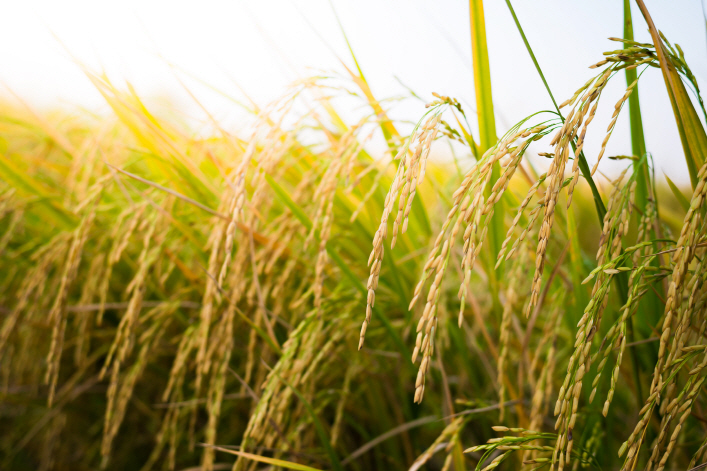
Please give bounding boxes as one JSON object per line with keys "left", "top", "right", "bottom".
{"left": 623, "top": 0, "right": 649, "bottom": 402}
{"left": 503, "top": 0, "right": 607, "bottom": 220}
{"left": 624, "top": 0, "right": 649, "bottom": 202}
{"left": 503, "top": 0, "right": 559, "bottom": 114}
{"left": 505, "top": 0, "right": 642, "bottom": 401}
{"left": 574, "top": 147, "right": 607, "bottom": 220}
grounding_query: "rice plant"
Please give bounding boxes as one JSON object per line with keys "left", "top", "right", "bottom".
{"left": 1, "top": 1, "right": 707, "bottom": 470}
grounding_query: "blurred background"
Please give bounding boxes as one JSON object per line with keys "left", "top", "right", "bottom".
{"left": 1, "top": 0, "right": 705, "bottom": 184}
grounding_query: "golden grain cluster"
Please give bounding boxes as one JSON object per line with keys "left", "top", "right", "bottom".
{"left": 1, "top": 1, "right": 707, "bottom": 471}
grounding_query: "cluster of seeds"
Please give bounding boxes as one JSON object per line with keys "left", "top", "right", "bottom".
{"left": 2, "top": 73, "right": 409, "bottom": 471}
{"left": 497, "top": 243, "right": 529, "bottom": 420}
{"left": 362, "top": 32, "right": 707, "bottom": 471}
{"left": 307, "top": 121, "right": 368, "bottom": 311}
{"left": 620, "top": 162, "right": 707, "bottom": 470}
{"left": 359, "top": 109, "right": 443, "bottom": 352}
{"left": 409, "top": 417, "right": 466, "bottom": 471}
{"left": 4, "top": 21, "right": 707, "bottom": 471}
{"left": 551, "top": 166, "right": 643, "bottom": 470}
{"left": 465, "top": 427, "right": 593, "bottom": 471}
{"left": 407, "top": 118, "right": 550, "bottom": 403}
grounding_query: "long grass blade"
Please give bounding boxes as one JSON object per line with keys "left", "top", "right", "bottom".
{"left": 665, "top": 173, "right": 691, "bottom": 211}
{"left": 623, "top": 0, "right": 649, "bottom": 201}
{"left": 205, "top": 445, "right": 324, "bottom": 471}
{"left": 635, "top": 0, "right": 707, "bottom": 188}
{"left": 469, "top": 0, "right": 504, "bottom": 302}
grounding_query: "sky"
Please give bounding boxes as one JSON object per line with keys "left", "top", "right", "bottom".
{"left": 1, "top": 0, "right": 706, "bottom": 185}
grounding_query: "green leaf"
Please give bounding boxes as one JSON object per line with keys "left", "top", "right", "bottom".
{"left": 635, "top": 0, "right": 707, "bottom": 189}
{"left": 233, "top": 305, "right": 282, "bottom": 355}
{"left": 470, "top": 0, "right": 504, "bottom": 305}
{"left": 0, "top": 154, "right": 76, "bottom": 230}
{"left": 664, "top": 173, "right": 690, "bottom": 212}
{"left": 623, "top": 0, "right": 650, "bottom": 208}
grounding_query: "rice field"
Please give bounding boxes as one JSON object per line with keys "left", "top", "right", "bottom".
{"left": 1, "top": 1, "right": 707, "bottom": 470}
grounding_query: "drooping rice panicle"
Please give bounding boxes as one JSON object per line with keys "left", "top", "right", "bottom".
{"left": 3, "top": 14, "right": 707, "bottom": 471}
{"left": 620, "top": 162, "right": 707, "bottom": 469}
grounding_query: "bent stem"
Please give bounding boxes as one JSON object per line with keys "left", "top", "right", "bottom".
{"left": 504, "top": 0, "right": 643, "bottom": 402}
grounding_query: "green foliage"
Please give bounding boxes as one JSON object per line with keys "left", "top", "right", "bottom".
{"left": 1, "top": 2, "right": 706, "bottom": 471}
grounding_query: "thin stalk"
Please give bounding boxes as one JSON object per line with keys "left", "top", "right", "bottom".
{"left": 503, "top": 0, "right": 607, "bottom": 219}
{"left": 623, "top": 0, "right": 655, "bottom": 402}
{"left": 503, "top": 0, "right": 558, "bottom": 113}
{"left": 504, "top": 0, "right": 642, "bottom": 401}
